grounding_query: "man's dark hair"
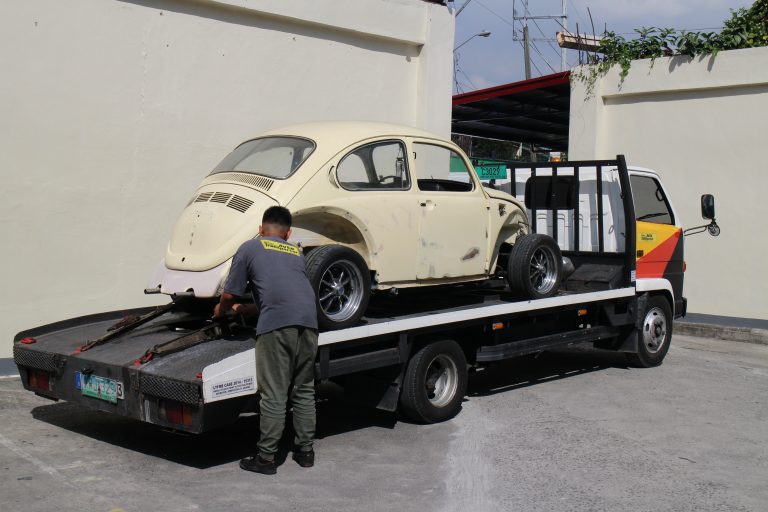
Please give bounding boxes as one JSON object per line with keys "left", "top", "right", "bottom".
{"left": 262, "top": 206, "right": 292, "bottom": 228}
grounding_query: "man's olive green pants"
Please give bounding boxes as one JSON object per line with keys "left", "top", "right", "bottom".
{"left": 255, "top": 326, "right": 318, "bottom": 460}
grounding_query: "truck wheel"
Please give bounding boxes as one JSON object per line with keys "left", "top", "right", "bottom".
{"left": 626, "top": 295, "right": 673, "bottom": 368}
{"left": 506, "top": 234, "right": 563, "bottom": 299}
{"left": 400, "top": 340, "right": 468, "bottom": 423}
{"left": 305, "top": 245, "right": 371, "bottom": 330}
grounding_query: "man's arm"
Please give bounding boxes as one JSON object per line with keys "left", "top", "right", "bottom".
{"left": 213, "top": 292, "right": 239, "bottom": 319}
{"left": 214, "top": 246, "right": 251, "bottom": 319}
{"left": 232, "top": 303, "right": 260, "bottom": 317}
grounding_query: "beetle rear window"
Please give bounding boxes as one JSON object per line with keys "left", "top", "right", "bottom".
{"left": 210, "top": 137, "right": 315, "bottom": 179}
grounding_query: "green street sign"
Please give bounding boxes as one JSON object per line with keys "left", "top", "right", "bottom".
{"left": 474, "top": 160, "right": 507, "bottom": 180}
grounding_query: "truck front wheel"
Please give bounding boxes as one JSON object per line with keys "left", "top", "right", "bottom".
{"left": 626, "top": 295, "right": 673, "bottom": 368}
{"left": 400, "top": 340, "right": 468, "bottom": 423}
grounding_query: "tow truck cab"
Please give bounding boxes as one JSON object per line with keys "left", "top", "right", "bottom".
{"left": 503, "top": 165, "right": 687, "bottom": 318}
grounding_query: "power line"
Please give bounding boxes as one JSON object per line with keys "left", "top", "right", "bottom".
{"left": 568, "top": 0, "right": 591, "bottom": 33}
{"left": 474, "top": 0, "right": 515, "bottom": 28}
{"left": 516, "top": 39, "right": 544, "bottom": 76}
{"left": 531, "top": 17, "right": 565, "bottom": 61}
{"left": 611, "top": 26, "right": 725, "bottom": 36}
{"left": 529, "top": 40, "right": 558, "bottom": 74}
{"left": 456, "top": 64, "right": 478, "bottom": 90}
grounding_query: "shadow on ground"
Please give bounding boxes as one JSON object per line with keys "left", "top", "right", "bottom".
{"left": 468, "top": 347, "right": 629, "bottom": 397}
{"left": 29, "top": 345, "right": 628, "bottom": 469}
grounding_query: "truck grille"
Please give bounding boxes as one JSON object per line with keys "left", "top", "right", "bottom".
{"left": 13, "top": 345, "right": 61, "bottom": 373}
{"left": 139, "top": 375, "right": 200, "bottom": 405}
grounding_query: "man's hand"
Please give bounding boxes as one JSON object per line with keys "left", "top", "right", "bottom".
{"left": 213, "top": 292, "right": 239, "bottom": 319}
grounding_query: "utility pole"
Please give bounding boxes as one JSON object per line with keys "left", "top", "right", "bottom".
{"left": 561, "top": 0, "right": 567, "bottom": 71}
{"left": 513, "top": 0, "right": 569, "bottom": 76}
{"left": 523, "top": 25, "right": 531, "bottom": 79}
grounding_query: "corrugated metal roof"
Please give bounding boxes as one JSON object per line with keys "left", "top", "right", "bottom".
{"left": 452, "top": 71, "right": 571, "bottom": 150}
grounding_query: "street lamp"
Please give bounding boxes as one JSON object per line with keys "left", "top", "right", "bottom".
{"left": 453, "top": 31, "right": 491, "bottom": 92}
{"left": 453, "top": 30, "right": 491, "bottom": 52}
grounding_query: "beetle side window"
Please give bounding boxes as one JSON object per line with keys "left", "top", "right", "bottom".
{"left": 337, "top": 141, "right": 410, "bottom": 191}
{"left": 631, "top": 175, "right": 674, "bottom": 224}
{"left": 413, "top": 143, "right": 474, "bottom": 192}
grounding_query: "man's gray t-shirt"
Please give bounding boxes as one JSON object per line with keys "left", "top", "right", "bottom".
{"left": 224, "top": 236, "right": 318, "bottom": 335}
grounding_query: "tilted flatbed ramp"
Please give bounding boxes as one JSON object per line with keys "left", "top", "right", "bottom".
{"left": 14, "top": 285, "right": 639, "bottom": 433}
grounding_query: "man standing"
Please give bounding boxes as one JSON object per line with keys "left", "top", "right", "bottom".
{"left": 214, "top": 206, "right": 318, "bottom": 475}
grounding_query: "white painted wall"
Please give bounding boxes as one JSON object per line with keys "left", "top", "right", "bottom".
{"left": 569, "top": 46, "right": 768, "bottom": 320}
{"left": 0, "top": 0, "right": 454, "bottom": 360}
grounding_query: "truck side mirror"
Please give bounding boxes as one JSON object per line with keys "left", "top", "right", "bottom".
{"left": 685, "top": 194, "right": 720, "bottom": 237}
{"left": 701, "top": 194, "right": 715, "bottom": 220}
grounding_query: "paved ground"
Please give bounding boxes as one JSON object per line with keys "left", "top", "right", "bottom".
{"left": 1, "top": 334, "right": 766, "bottom": 512}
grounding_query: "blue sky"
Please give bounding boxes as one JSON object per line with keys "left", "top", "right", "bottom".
{"left": 452, "top": 0, "right": 755, "bottom": 92}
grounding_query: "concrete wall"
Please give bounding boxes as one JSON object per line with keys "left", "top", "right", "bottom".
{"left": 569, "top": 46, "right": 768, "bottom": 320}
{"left": 0, "top": 0, "right": 455, "bottom": 361}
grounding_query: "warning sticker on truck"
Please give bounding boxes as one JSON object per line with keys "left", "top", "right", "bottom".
{"left": 211, "top": 376, "right": 255, "bottom": 398}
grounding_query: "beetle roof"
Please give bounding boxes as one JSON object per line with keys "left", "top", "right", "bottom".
{"left": 255, "top": 121, "right": 449, "bottom": 149}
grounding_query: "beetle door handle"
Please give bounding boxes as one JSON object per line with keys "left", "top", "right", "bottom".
{"left": 420, "top": 200, "right": 435, "bottom": 210}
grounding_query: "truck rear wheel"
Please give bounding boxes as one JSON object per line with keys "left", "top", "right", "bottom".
{"left": 626, "top": 295, "right": 673, "bottom": 368}
{"left": 506, "top": 234, "right": 563, "bottom": 299}
{"left": 305, "top": 245, "right": 371, "bottom": 330}
{"left": 400, "top": 340, "right": 468, "bottom": 423}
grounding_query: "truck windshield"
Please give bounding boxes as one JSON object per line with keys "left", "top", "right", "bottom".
{"left": 210, "top": 137, "right": 315, "bottom": 179}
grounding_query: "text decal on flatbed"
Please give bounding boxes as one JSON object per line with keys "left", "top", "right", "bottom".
{"left": 211, "top": 376, "right": 255, "bottom": 398}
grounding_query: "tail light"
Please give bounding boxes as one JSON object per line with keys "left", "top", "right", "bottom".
{"left": 159, "top": 400, "right": 194, "bottom": 426}
{"left": 28, "top": 370, "right": 50, "bottom": 391}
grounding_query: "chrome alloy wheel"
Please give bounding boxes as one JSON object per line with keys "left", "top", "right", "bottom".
{"left": 425, "top": 354, "right": 459, "bottom": 407}
{"left": 642, "top": 306, "right": 668, "bottom": 354}
{"left": 528, "top": 246, "right": 558, "bottom": 294}
{"left": 317, "top": 259, "right": 365, "bottom": 322}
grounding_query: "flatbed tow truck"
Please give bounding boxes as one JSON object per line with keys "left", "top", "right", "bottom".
{"left": 12, "top": 157, "right": 719, "bottom": 432}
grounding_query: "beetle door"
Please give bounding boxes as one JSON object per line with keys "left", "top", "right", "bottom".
{"left": 410, "top": 142, "right": 489, "bottom": 280}
{"left": 332, "top": 139, "right": 418, "bottom": 284}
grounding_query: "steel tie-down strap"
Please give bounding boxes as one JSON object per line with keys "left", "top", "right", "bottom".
{"left": 76, "top": 301, "right": 180, "bottom": 353}
{"left": 136, "top": 316, "right": 247, "bottom": 365}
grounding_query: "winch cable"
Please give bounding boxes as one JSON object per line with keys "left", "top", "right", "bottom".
{"left": 76, "top": 300, "right": 183, "bottom": 354}
{"left": 135, "top": 313, "right": 248, "bottom": 365}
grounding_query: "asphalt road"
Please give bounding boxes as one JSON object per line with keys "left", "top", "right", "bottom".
{"left": 1, "top": 334, "right": 766, "bottom": 512}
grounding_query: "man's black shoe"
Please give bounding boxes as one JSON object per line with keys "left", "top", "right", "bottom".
{"left": 292, "top": 449, "right": 315, "bottom": 468}
{"left": 240, "top": 455, "right": 277, "bottom": 475}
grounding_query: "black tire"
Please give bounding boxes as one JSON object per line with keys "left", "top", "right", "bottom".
{"left": 506, "top": 234, "right": 563, "bottom": 299}
{"left": 626, "top": 295, "right": 673, "bottom": 368}
{"left": 399, "top": 340, "right": 468, "bottom": 423}
{"left": 305, "top": 245, "right": 371, "bottom": 330}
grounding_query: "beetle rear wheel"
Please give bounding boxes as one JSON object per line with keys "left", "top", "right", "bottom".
{"left": 305, "top": 245, "right": 371, "bottom": 330}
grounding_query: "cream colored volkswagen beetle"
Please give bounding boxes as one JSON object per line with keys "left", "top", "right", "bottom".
{"left": 148, "top": 121, "right": 563, "bottom": 329}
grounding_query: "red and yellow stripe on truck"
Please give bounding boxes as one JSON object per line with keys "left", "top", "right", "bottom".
{"left": 636, "top": 221, "right": 685, "bottom": 314}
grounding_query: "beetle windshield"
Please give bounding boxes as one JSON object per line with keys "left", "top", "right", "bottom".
{"left": 210, "top": 137, "right": 315, "bottom": 179}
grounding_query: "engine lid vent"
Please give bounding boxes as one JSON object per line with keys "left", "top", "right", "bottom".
{"left": 227, "top": 195, "right": 254, "bottom": 213}
{"left": 194, "top": 192, "right": 213, "bottom": 203}
{"left": 207, "top": 172, "right": 274, "bottom": 192}
{"left": 209, "top": 192, "right": 232, "bottom": 204}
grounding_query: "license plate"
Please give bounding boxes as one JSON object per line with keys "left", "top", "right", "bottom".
{"left": 77, "top": 373, "right": 123, "bottom": 404}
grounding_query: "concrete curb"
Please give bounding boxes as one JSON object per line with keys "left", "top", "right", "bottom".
{"left": 676, "top": 322, "right": 768, "bottom": 346}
